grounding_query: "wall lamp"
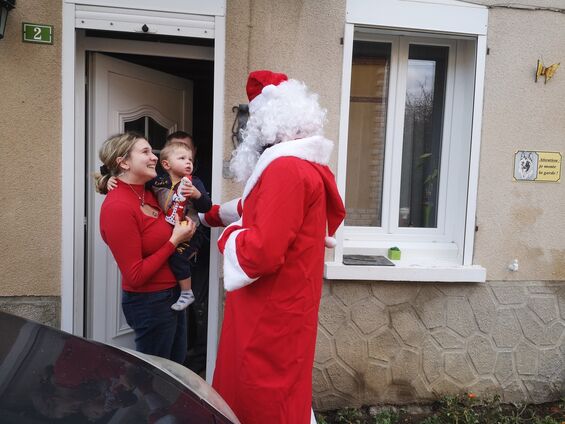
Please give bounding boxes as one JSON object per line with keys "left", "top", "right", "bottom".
{"left": 231, "top": 104, "right": 249, "bottom": 149}
{"left": 0, "top": 0, "right": 15, "bottom": 40}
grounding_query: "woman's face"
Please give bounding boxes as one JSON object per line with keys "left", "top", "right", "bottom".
{"left": 121, "top": 138, "right": 158, "bottom": 183}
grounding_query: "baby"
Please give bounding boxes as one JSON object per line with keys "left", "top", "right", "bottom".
{"left": 153, "top": 141, "right": 211, "bottom": 310}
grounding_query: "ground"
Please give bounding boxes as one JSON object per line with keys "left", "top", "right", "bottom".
{"left": 315, "top": 396, "right": 565, "bottom": 424}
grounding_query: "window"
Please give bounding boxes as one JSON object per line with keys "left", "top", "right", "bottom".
{"left": 345, "top": 33, "right": 459, "bottom": 242}
{"left": 124, "top": 116, "right": 169, "bottom": 152}
{"left": 328, "top": 17, "right": 487, "bottom": 282}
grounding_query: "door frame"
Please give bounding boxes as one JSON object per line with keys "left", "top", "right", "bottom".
{"left": 62, "top": 4, "right": 225, "bottom": 382}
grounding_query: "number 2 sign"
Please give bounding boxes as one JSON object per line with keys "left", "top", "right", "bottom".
{"left": 22, "top": 23, "right": 53, "bottom": 44}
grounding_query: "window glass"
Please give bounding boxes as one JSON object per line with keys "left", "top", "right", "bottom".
{"left": 148, "top": 117, "right": 168, "bottom": 152}
{"left": 124, "top": 117, "right": 168, "bottom": 152}
{"left": 124, "top": 117, "right": 145, "bottom": 135}
{"left": 345, "top": 41, "right": 391, "bottom": 227}
{"left": 399, "top": 44, "right": 448, "bottom": 228}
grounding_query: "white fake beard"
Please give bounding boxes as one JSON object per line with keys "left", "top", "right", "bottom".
{"left": 229, "top": 138, "right": 262, "bottom": 183}
{"left": 229, "top": 79, "right": 327, "bottom": 183}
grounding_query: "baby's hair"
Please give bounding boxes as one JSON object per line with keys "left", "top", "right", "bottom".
{"left": 160, "top": 141, "right": 192, "bottom": 162}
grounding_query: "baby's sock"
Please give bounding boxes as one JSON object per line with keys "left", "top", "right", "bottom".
{"left": 171, "top": 290, "right": 195, "bottom": 311}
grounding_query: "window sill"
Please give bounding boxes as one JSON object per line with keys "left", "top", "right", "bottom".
{"left": 324, "top": 261, "right": 486, "bottom": 282}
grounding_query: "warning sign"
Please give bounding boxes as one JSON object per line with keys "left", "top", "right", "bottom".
{"left": 514, "top": 151, "right": 561, "bottom": 182}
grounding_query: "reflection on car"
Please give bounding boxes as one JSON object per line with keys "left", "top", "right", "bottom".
{"left": 0, "top": 311, "right": 240, "bottom": 423}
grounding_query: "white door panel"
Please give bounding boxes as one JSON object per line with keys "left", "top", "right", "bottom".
{"left": 88, "top": 53, "right": 193, "bottom": 348}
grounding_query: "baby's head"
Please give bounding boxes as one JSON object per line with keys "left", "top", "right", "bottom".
{"left": 160, "top": 142, "right": 194, "bottom": 179}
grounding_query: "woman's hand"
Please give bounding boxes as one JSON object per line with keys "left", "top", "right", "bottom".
{"left": 169, "top": 218, "right": 196, "bottom": 246}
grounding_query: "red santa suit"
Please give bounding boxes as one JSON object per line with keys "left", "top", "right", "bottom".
{"left": 211, "top": 135, "right": 345, "bottom": 424}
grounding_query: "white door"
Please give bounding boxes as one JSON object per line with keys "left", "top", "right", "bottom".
{"left": 87, "top": 53, "right": 193, "bottom": 348}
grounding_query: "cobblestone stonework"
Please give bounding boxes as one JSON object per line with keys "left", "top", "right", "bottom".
{"left": 313, "top": 281, "right": 565, "bottom": 410}
{"left": 0, "top": 296, "right": 60, "bottom": 328}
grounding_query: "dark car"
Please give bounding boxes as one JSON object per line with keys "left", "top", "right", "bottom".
{"left": 0, "top": 311, "right": 240, "bottom": 423}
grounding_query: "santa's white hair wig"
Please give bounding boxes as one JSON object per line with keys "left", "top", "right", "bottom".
{"left": 230, "top": 79, "right": 327, "bottom": 182}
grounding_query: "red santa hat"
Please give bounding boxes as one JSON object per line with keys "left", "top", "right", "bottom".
{"left": 246, "top": 70, "right": 288, "bottom": 103}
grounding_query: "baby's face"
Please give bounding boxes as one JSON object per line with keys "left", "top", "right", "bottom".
{"left": 164, "top": 147, "right": 193, "bottom": 179}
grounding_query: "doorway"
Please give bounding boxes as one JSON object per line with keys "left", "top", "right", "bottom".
{"left": 78, "top": 30, "right": 218, "bottom": 378}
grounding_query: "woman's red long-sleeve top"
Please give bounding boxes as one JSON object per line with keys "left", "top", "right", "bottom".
{"left": 100, "top": 180, "right": 176, "bottom": 292}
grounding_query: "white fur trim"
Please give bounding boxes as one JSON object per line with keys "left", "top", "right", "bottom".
{"left": 219, "top": 197, "right": 242, "bottom": 226}
{"left": 311, "top": 408, "right": 317, "bottom": 424}
{"left": 242, "top": 136, "right": 333, "bottom": 203}
{"left": 325, "top": 236, "right": 337, "bottom": 248}
{"left": 248, "top": 86, "right": 270, "bottom": 113}
{"left": 198, "top": 212, "right": 210, "bottom": 227}
{"left": 223, "top": 227, "right": 259, "bottom": 291}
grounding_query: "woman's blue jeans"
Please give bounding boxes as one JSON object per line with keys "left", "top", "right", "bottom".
{"left": 121, "top": 287, "right": 187, "bottom": 364}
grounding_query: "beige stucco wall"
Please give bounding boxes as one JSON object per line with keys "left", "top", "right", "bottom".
{"left": 223, "top": 0, "right": 345, "bottom": 201}
{"left": 0, "top": 1, "right": 62, "bottom": 298}
{"left": 474, "top": 5, "right": 565, "bottom": 281}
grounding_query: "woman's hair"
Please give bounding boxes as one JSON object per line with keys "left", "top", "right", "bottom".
{"left": 160, "top": 141, "right": 192, "bottom": 162}
{"left": 94, "top": 132, "right": 144, "bottom": 194}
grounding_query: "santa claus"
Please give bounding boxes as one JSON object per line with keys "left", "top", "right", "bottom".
{"left": 201, "top": 70, "right": 345, "bottom": 424}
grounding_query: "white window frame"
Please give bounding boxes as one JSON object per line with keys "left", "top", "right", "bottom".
{"left": 326, "top": 0, "right": 488, "bottom": 282}
{"left": 346, "top": 33, "right": 457, "bottom": 241}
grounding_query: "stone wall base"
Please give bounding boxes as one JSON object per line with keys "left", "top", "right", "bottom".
{"left": 314, "top": 281, "right": 565, "bottom": 410}
{"left": 0, "top": 296, "right": 60, "bottom": 328}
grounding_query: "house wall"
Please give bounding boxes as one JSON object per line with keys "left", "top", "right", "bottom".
{"left": 474, "top": 6, "right": 565, "bottom": 281}
{"left": 0, "top": 0, "right": 62, "bottom": 326}
{"left": 224, "top": 0, "right": 564, "bottom": 408}
{"left": 223, "top": 0, "right": 345, "bottom": 201}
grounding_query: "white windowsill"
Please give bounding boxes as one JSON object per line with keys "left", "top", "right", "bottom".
{"left": 324, "top": 261, "right": 486, "bottom": 282}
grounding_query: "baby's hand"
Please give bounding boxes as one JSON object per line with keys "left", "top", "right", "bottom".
{"left": 189, "top": 186, "right": 201, "bottom": 199}
{"left": 107, "top": 176, "right": 118, "bottom": 191}
{"left": 181, "top": 181, "right": 201, "bottom": 199}
{"left": 180, "top": 178, "right": 199, "bottom": 199}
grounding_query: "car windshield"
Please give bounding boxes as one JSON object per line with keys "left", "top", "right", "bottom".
{"left": 0, "top": 312, "right": 239, "bottom": 424}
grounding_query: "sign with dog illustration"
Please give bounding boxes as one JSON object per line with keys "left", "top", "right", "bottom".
{"left": 514, "top": 150, "right": 561, "bottom": 182}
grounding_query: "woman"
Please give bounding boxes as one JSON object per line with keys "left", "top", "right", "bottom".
{"left": 95, "top": 132, "right": 196, "bottom": 364}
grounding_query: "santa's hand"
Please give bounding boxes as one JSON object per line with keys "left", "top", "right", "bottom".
{"left": 200, "top": 198, "right": 243, "bottom": 228}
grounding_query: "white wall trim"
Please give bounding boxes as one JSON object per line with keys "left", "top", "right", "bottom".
{"left": 346, "top": 0, "right": 488, "bottom": 36}
{"left": 463, "top": 34, "right": 487, "bottom": 266}
{"left": 334, "top": 23, "right": 354, "bottom": 265}
{"left": 64, "top": 0, "right": 225, "bottom": 17}
{"left": 77, "top": 36, "right": 214, "bottom": 61}
{"left": 61, "top": 2, "right": 76, "bottom": 334}
{"left": 325, "top": 262, "right": 486, "bottom": 282}
{"left": 75, "top": 5, "right": 216, "bottom": 38}
{"left": 205, "top": 14, "right": 225, "bottom": 385}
